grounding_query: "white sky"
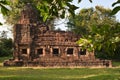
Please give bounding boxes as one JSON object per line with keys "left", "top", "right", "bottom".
{"left": 0, "top": 0, "right": 120, "bottom": 38}
{"left": 0, "top": 14, "right": 13, "bottom": 38}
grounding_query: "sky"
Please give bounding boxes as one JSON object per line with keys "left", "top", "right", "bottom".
{"left": 55, "top": 0, "right": 120, "bottom": 30}
{"left": 74, "top": 0, "right": 120, "bottom": 20}
{"left": 0, "top": 0, "right": 120, "bottom": 38}
{"left": 0, "top": 14, "right": 12, "bottom": 38}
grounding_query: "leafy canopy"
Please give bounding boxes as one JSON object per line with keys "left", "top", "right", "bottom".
{"left": 6, "top": 0, "right": 81, "bottom": 24}
{"left": 111, "top": 0, "right": 120, "bottom": 15}
{"left": 0, "top": 31, "right": 13, "bottom": 57}
{"left": 66, "top": 6, "right": 120, "bottom": 58}
{"left": 0, "top": 0, "right": 10, "bottom": 25}
{"left": 0, "top": 0, "right": 120, "bottom": 25}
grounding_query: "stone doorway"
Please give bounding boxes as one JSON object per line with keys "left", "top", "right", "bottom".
{"left": 67, "top": 48, "right": 73, "bottom": 55}
{"left": 22, "top": 49, "right": 27, "bottom": 54}
{"left": 37, "top": 48, "right": 43, "bottom": 55}
{"left": 53, "top": 48, "right": 59, "bottom": 56}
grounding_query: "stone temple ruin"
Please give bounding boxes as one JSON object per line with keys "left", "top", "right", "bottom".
{"left": 4, "top": 4, "right": 112, "bottom": 67}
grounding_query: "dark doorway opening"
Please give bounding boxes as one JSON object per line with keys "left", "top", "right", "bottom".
{"left": 37, "top": 48, "right": 43, "bottom": 55}
{"left": 53, "top": 48, "right": 59, "bottom": 56}
{"left": 67, "top": 48, "right": 73, "bottom": 55}
{"left": 80, "top": 49, "right": 86, "bottom": 55}
{"left": 22, "top": 49, "right": 27, "bottom": 54}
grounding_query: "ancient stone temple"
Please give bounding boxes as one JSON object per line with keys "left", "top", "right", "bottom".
{"left": 4, "top": 4, "right": 112, "bottom": 67}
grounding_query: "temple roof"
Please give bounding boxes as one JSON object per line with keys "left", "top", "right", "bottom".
{"left": 18, "top": 3, "right": 42, "bottom": 24}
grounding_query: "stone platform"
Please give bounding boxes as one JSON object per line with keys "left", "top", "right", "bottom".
{"left": 4, "top": 57, "right": 112, "bottom": 67}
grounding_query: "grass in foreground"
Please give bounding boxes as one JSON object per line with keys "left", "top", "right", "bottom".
{"left": 0, "top": 56, "right": 120, "bottom": 80}
{"left": 0, "top": 67, "right": 120, "bottom": 80}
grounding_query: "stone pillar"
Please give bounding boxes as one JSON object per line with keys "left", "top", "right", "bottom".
{"left": 60, "top": 47, "right": 66, "bottom": 58}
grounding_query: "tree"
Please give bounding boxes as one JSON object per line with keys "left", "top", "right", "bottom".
{"left": 0, "top": 38, "right": 13, "bottom": 57}
{"left": 111, "top": 0, "right": 120, "bottom": 15}
{"left": 1, "top": 0, "right": 119, "bottom": 25}
{"left": 0, "top": 0, "right": 9, "bottom": 25}
{"left": 66, "top": 6, "right": 120, "bottom": 59}
{"left": 0, "top": 0, "right": 119, "bottom": 26}
{"left": 6, "top": 0, "right": 80, "bottom": 25}
{"left": 0, "top": 31, "right": 13, "bottom": 57}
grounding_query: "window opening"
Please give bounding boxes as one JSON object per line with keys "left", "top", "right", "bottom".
{"left": 37, "top": 48, "right": 43, "bottom": 55}
{"left": 53, "top": 48, "right": 59, "bottom": 56}
{"left": 22, "top": 49, "right": 27, "bottom": 54}
{"left": 80, "top": 49, "right": 86, "bottom": 55}
{"left": 67, "top": 48, "right": 73, "bottom": 55}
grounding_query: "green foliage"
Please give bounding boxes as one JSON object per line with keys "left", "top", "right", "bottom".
{"left": 67, "top": 6, "right": 120, "bottom": 59}
{"left": 78, "top": 0, "right": 92, "bottom": 3}
{"left": 111, "top": 0, "right": 120, "bottom": 15}
{"left": 112, "top": 60, "right": 120, "bottom": 67}
{"left": 77, "top": 38, "right": 93, "bottom": 51}
{"left": 0, "top": 22, "right": 2, "bottom": 25}
{"left": 6, "top": 0, "right": 79, "bottom": 24}
{"left": 0, "top": 31, "right": 13, "bottom": 57}
{"left": 0, "top": 38, "right": 13, "bottom": 57}
{"left": 0, "top": 0, "right": 119, "bottom": 25}
{"left": 0, "top": 0, "right": 10, "bottom": 25}
{"left": 0, "top": 0, "right": 10, "bottom": 15}
{"left": 0, "top": 56, "right": 12, "bottom": 63}
{"left": 111, "top": 6, "right": 120, "bottom": 15}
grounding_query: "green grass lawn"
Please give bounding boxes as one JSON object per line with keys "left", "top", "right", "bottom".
{"left": 0, "top": 67, "right": 120, "bottom": 80}
{"left": 0, "top": 57, "right": 120, "bottom": 80}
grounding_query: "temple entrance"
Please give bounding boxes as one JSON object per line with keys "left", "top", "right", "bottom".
{"left": 67, "top": 48, "right": 73, "bottom": 55}
{"left": 22, "top": 49, "right": 27, "bottom": 54}
{"left": 53, "top": 48, "right": 59, "bottom": 56}
{"left": 80, "top": 49, "right": 86, "bottom": 55}
{"left": 37, "top": 48, "right": 43, "bottom": 55}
